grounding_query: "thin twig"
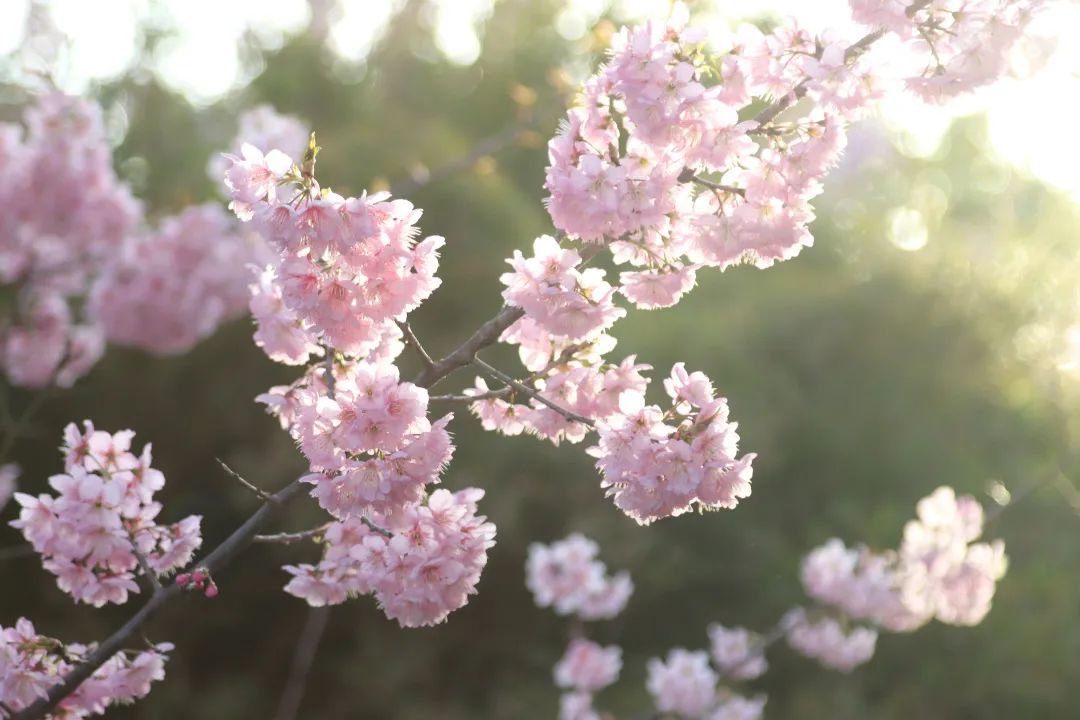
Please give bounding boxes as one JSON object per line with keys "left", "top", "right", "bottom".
{"left": 361, "top": 517, "right": 393, "bottom": 539}
{"left": 752, "top": 27, "right": 886, "bottom": 128}
{"left": 217, "top": 459, "right": 276, "bottom": 503}
{"left": 399, "top": 321, "right": 436, "bottom": 372}
{"left": 10, "top": 479, "right": 308, "bottom": 720}
{"left": 430, "top": 387, "right": 513, "bottom": 404}
{"left": 272, "top": 606, "right": 332, "bottom": 720}
{"left": 472, "top": 355, "right": 595, "bottom": 427}
{"left": 411, "top": 304, "right": 526, "bottom": 389}
{"left": 130, "top": 542, "right": 163, "bottom": 595}
{"left": 254, "top": 524, "right": 331, "bottom": 545}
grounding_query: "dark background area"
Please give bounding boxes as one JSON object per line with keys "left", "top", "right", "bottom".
{"left": 2, "top": 1, "right": 1079, "bottom": 718}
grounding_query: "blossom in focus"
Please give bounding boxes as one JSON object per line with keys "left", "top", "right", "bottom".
{"left": 0, "top": 617, "right": 172, "bottom": 718}
{"left": 10, "top": 422, "right": 202, "bottom": 606}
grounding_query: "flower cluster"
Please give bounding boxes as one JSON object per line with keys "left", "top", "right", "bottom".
{"left": 525, "top": 533, "right": 633, "bottom": 620}
{"left": 0, "top": 94, "right": 141, "bottom": 388}
{"left": 554, "top": 638, "right": 622, "bottom": 693}
{"left": 588, "top": 365, "right": 756, "bottom": 525}
{"left": 260, "top": 360, "right": 454, "bottom": 520}
{"left": 224, "top": 142, "right": 444, "bottom": 359}
{"left": 208, "top": 103, "right": 308, "bottom": 189}
{"left": 10, "top": 422, "right": 202, "bottom": 607}
{"left": 646, "top": 648, "right": 766, "bottom": 720}
{"left": 89, "top": 204, "right": 258, "bottom": 354}
{"left": 801, "top": 486, "right": 1007, "bottom": 626}
{"left": 781, "top": 608, "right": 878, "bottom": 672}
{"left": 544, "top": 6, "right": 874, "bottom": 312}
{"left": 707, "top": 623, "right": 768, "bottom": 681}
{"left": 790, "top": 486, "right": 1006, "bottom": 670}
{"left": 849, "top": 0, "right": 1045, "bottom": 101}
{"left": 283, "top": 488, "right": 495, "bottom": 627}
{"left": 501, "top": 235, "right": 624, "bottom": 342}
{"left": 528, "top": 535, "right": 631, "bottom": 720}
{"left": 0, "top": 618, "right": 171, "bottom": 718}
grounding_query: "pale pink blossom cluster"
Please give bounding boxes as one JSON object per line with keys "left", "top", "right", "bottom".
{"left": 800, "top": 486, "right": 1008, "bottom": 633}
{"left": 782, "top": 608, "right": 878, "bottom": 673}
{"left": 0, "top": 618, "right": 170, "bottom": 718}
{"left": 525, "top": 533, "right": 633, "bottom": 620}
{"left": 88, "top": 204, "right": 256, "bottom": 354}
{"left": 223, "top": 143, "right": 444, "bottom": 359}
{"left": 641, "top": 625, "right": 768, "bottom": 718}
{"left": 467, "top": 338, "right": 650, "bottom": 446}
{"left": 0, "top": 463, "right": 18, "bottom": 513}
{"left": 554, "top": 638, "right": 622, "bottom": 692}
{"left": 707, "top": 623, "right": 768, "bottom": 681}
{"left": 501, "top": 235, "right": 625, "bottom": 342}
{"left": 849, "top": 0, "right": 1045, "bottom": 101}
{"left": 260, "top": 360, "right": 454, "bottom": 520}
{"left": 0, "top": 94, "right": 140, "bottom": 388}
{"left": 470, "top": 347, "right": 755, "bottom": 524}
{"left": 544, "top": 6, "right": 878, "bottom": 313}
{"left": 208, "top": 104, "right": 308, "bottom": 188}
{"left": 10, "top": 422, "right": 202, "bottom": 607}
{"left": 588, "top": 365, "right": 755, "bottom": 525}
{"left": 646, "top": 649, "right": 719, "bottom": 718}
{"left": 788, "top": 486, "right": 1006, "bottom": 671}
{"left": 282, "top": 487, "right": 495, "bottom": 627}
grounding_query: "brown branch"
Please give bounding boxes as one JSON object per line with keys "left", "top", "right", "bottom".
{"left": 254, "top": 524, "right": 331, "bottom": 545}
{"left": 471, "top": 355, "right": 595, "bottom": 427}
{"left": 130, "top": 542, "right": 163, "bottom": 595}
{"left": 361, "top": 517, "right": 393, "bottom": 539}
{"left": 272, "top": 606, "right": 332, "bottom": 720}
{"left": 751, "top": 27, "right": 886, "bottom": 128}
{"left": 411, "top": 304, "right": 525, "bottom": 389}
{"left": 399, "top": 321, "right": 436, "bottom": 373}
{"left": 218, "top": 458, "right": 276, "bottom": 503}
{"left": 430, "top": 387, "right": 513, "bottom": 404}
{"left": 10, "top": 479, "right": 307, "bottom": 720}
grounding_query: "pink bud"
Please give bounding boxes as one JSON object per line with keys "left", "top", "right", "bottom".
{"left": 191, "top": 569, "right": 206, "bottom": 588}
{"left": 205, "top": 583, "right": 219, "bottom": 599}
{"left": 175, "top": 573, "right": 191, "bottom": 587}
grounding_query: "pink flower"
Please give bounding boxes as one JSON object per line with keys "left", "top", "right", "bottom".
{"left": 645, "top": 648, "right": 718, "bottom": 718}
{"left": 554, "top": 639, "right": 622, "bottom": 692}
{"left": 525, "top": 534, "right": 633, "bottom": 621}
{"left": 9, "top": 423, "right": 201, "bottom": 606}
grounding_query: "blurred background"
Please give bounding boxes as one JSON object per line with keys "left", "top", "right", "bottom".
{"left": 2, "top": 0, "right": 1080, "bottom": 718}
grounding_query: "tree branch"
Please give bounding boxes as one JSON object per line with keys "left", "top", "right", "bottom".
{"left": 399, "top": 320, "right": 436, "bottom": 373}
{"left": 254, "top": 524, "right": 330, "bottom": 545}
{"left": 10, "top": 479, "right": 308, "bottom": 720}
{"left": 472, "top": 355, "right": 595, "bottom": 427}
{"left": 411, "top": 304, "right": 525, "bottom": 389}
{"left": 217, "top": 458, "right": 277, "bottom": 503}
{"left": 272, "top": 606, "right": 332, "bottom": 720}
{"left": 430, "top": 387, "right": 513, "bottom": 404}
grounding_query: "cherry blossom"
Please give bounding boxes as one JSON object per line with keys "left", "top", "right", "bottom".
{"left": 282, "top": 488, "right": 495, "bottom": 627}
{"left": 0, "top": 618, "right": 171, "bottom": 718}
{"left": 10, "top": 422, "right": 202, "bottom": 606}
{"left": 525, "top": 534, "right": 633, "bottom": 621}
{"left": 553, "top": 638, "right": 622, "bottom": 692}
{"left": 783, "top": 608, "right": 878, "bottom": 672}
{"left": 646, "top": 648, "right": 718, "bottom": 718}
